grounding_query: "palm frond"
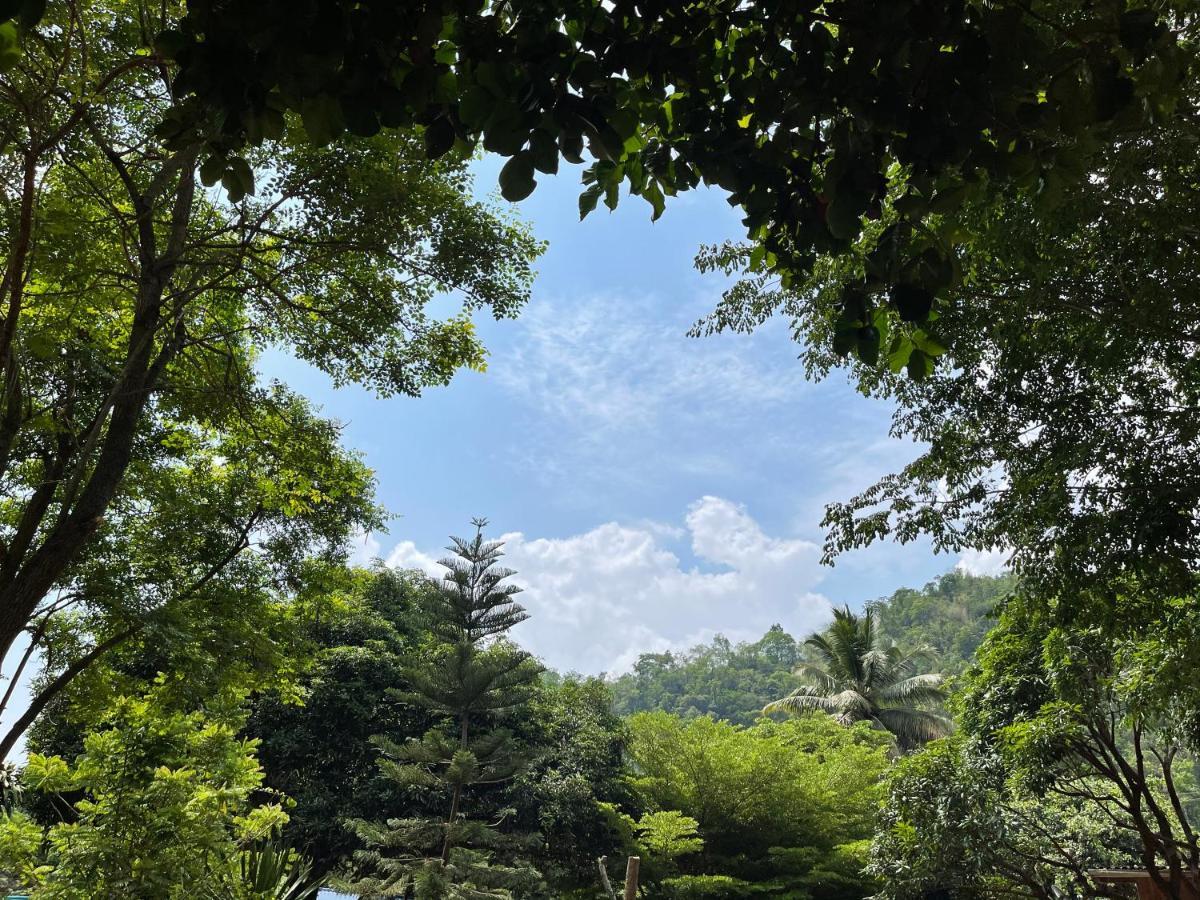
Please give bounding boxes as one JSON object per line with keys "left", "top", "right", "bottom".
{"left": 791, "top": 662, "right": 840, "bottom": 695}
{"left": 877, "top": 673, "right": 947, "bottom": 707}
{"left": 874, "top": 707, "right": 954, "bottom": 750}
{"left": 763, "top": 688, "right": 839, "bottom": 716}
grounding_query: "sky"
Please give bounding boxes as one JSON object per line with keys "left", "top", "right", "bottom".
{"left": 263, "top": 158, "right": 1005, "bottom": 677}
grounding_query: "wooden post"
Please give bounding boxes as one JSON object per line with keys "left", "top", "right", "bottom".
{"left": 597, "top": 856, "right": 618, "bottom": 900}
{"left": 623, "top": 855, "right": 640, "bottom": 900}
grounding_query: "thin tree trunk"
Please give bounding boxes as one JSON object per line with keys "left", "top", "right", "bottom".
{"left": 442, "top": 713, "right": 471, "bottom": 864}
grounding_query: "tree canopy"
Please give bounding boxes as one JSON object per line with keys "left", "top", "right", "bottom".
{"left": 764, "top": 605, "right": 951, "bottom": 750}
{"left": 55, "top": 0, "right": 1181, "bottom": 377}
{"left": 0, "top": 0, "right": 541, "bottom": 758}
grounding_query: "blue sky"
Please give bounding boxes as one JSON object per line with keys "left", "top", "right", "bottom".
{"left": 264, "top": 159, "right": 1002, "bottom": 675}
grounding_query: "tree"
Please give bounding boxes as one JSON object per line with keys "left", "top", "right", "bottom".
{"left": 870, "top": 735, "right": 1138, "bottom": 900}
{"left": 248, "top": 566, "right": 441, "bottom": 877}
{"left": 0, "top": 685, "right": 290, "bottom": 898}
{"left": 765, "top": 606, "right": 951, "bottom": 750}
{"left": 955, "top": 589, "right": 1200, "bottom": 899}
{"left": 869, "top": 571, "right": 1015, "bottom": 676}
{"left": 157, "top": 0, "right": 1190, "bottom": 375}
{"left": 0, "top": 0, "right": 540, "bottom": 758}
{"left": 610, "top": 627, "right": 804, "bottom": 726}
{"left": 612, "top": 574, "right": 1010, "bottom": 726}
{"left": 625, "top": 711, "right": 892, "bottom": 898}
{"left": 506, "top": 675, "right": 630, "bottom": 896}
{"left": 872, "top": 584, "right": 1200, "bottom": 899}
{"left": 696, "top": 56, "right": 1200, "bottom": 614}
{"left": 343, "top": 522, "right": 544, "bottom": 899}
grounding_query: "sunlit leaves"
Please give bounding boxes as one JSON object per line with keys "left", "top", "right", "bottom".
{"left": 164, "top": 0, "right": 1190, "bottom": 376}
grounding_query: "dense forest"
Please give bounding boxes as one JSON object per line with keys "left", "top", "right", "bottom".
{"left": 11, "top": 558, "right": 998, "bottom": 898}
{"left": 1, "top": 0, "right": 1198, "bottom": 896}
{"left": 610, "top": 571, "right": 1014, "bottom": 725}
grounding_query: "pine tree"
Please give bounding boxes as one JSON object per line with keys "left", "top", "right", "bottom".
{"left": 344, "top": 520, "right": 545, "bottom": 899}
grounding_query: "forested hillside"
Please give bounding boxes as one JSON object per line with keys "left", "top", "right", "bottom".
{"left": 869, "top": 571, "right": 1016, "bottom": 675}
{"left": 610, "top": 571, "right": 1013, "bottom": 724}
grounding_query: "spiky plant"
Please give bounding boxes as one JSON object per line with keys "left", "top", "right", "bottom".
{"left": 764, "top": 605, "right": 951, "bottom": 750}
{"left": 203, "top": 841, "right": 323, "bottom": 900}
{"left": 343, "top": 520, "right": 544, "bottom": 899}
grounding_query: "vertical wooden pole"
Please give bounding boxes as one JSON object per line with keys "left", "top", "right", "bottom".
{"left": 623, "top": 855, "right": 640, "bottom": 900}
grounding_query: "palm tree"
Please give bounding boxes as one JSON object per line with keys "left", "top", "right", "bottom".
{"left": 764, "top": 605, "right": 952, "bottom": 750}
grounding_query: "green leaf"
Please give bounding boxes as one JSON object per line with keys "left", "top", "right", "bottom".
{"left": 229, "top": 157, "right": 255, "bottom": 197}
{"left": 579, "top": 183, "right": 603, "bottom": 219}
{"left": 888, "top": 336, "right": 913, "bottom": 373}
{"left": 529, "top": 129, "right": 559, "bottom": 175}
{"left": 825, "top": 192, "right": 864, "bottom": 240}
{"left": 199, "top": 155, "right": 225, "bottom": 187}
{"left": 832, "top": 325, "right": 857, "bottom": 357}
{"left": 498, "top": 152, "right": 536, "bottom": 202}
{"left": 912, "top": 330, "right": 948, "bottom": 357}
{"left": 643, "top": 180, "right": 665, "bottom": 221}
{"left": 0, "top": 20, "right": 19, "bottom": 70}
{"left": 856, "top": 325, "right": 880, "bottom": 365}
{"left": 906, "top": 347, "right": 933, "bottom": 380}
{"left": 604, "top": 180, "right": 620, "bottom": 211}
{"left": 749, "top": 244, "right": 766, "bottom": 272}
{"left": 299, "top": 95, "right": 344, "bottom": 145}
{"left": 889, "top": 283, "right": 934, "bottom": 323}
{"left": 424, "top": 118, "right": 457, "bottom": 159}
{"left": 608, "top": 108, "right": 638, "bottom": 140}
{"left": 893, "top": 191, "right": 927, "bottom": 219}
{"left": 343, "top": 99, "right": 381, "bottom": 137}
{"left": 458, "top": 87, "right": 493, "bottom": 130}
{"left": 221, "top": 170, "right": 247, "bottom": 203}
{"left": 559, "top": 131, "right": 585, "bottom": 165}
{"left": 482, "top": 112, "right": 529, "bottom": 156}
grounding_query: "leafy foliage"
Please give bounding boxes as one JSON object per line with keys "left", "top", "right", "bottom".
{"left": 201, "top": 841, "right": 324, "bottom": 900}
{"left": 872, "top": 585, "right": 1200, "bottom": 898}
{"left": 0, "top": 0, "right": 540, "bottom": 759}
{"left": 249, "top": 566, "right": 440, "bottom": 876}
{"left": 342, "top": 523, "right": 544, "bottom": 899}
{"left": 164, "top": 0, "right": 1192, "bottom": 372}
{"left": 699, "top": 61, "right": 1200, "bottom": 607}
{"left": 765, "top": 606, "right": 951, "bottom": 750}
{"left": 870, "top": 736, "right": 1137, "bottom": 900}
{"left": 507, "top": 674, "right": 631, "bottom": 895}
{"left": 611, "top": 627, "right": 804, "bottom": 725}
{"left": 613, "top": 574, "right": 1008, "bottom": 726}
{"left": 869, "top": 571, "right": 1015, "bottom": 676}
{"left": 2, "top": 687, "right": 288, "bottom": 898}
{"left": 626, "top": 711, "right": 892, "bottom": 898}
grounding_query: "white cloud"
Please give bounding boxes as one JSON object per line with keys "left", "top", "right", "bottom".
{"left": 384, "top": 496, "right": 833, "bottom": 675}
{"left": 384, "top": 540, "right": 441, "bottom": 574}
{"left": 487, "top": 294, "right": 812, "bottom": 490}
{"left": 956, "top": 547, "right": 1010, "bottom": 576}
{"left": 346, "top": 528, "right": 383, "bottom": 566}
{"left": 493, "top": 293, "right": 807, "bottom": 429}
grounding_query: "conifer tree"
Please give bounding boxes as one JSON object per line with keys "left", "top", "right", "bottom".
{"left": 345, "top": 520, "right": 544, "bottom": 899}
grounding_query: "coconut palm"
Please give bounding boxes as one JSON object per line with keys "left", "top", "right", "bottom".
{"left": 764, "top": 605, "right": 951, "bottom": 750}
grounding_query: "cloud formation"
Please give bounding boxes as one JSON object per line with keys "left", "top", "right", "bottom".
{"left": 484, "top": 293, "right": 818, "bottom": 494}
{"left": 377, "top": 496, "right": 834, "bottom": 675}
{"left": 956, "top": 547, "right": 1010, "bottom": 576}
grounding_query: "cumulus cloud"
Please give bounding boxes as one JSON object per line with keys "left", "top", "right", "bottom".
{"left": 384, "top": 540, "right": 441, "bottom": 573}
{"left": 346, "top": 528, "right": 383, "bottom": 567}
{"left": 956, "top": 547, "right": 1010, "bottom": 576}
{"left": 383, "top": 496, "right": 833, "bottom": 675}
